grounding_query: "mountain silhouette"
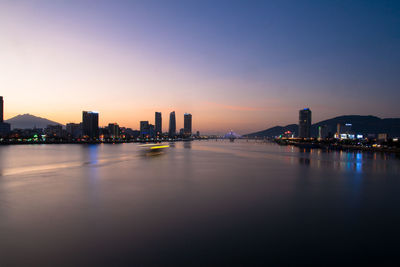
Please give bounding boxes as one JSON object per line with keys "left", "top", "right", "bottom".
{"left": 5, "top": 114, "right": 64, "bottom": 129}
{"left": 245, "top": 115, "right": 400, "bottom": 138}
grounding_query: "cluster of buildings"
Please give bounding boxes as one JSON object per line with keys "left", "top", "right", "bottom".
{"left": 61, "top": 110, "right": 194, "bottom": 141}
{"left": 298, "top": 108, "right": 390, "bottom": 142}
{"left": 298, "top": 108, "right": 361, "bottom": 139}
{"left": 0, "top": 96, "right": 197, "bottom": 142}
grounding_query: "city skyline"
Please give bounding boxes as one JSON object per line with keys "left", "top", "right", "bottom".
{"left": 1, "top": 1, "right": 400, "bottom": 134}
{"left": 2, "top": 94, "right": 195, "bottom": 134}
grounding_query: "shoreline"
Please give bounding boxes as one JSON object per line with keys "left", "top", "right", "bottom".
{"left": 274, "top": 139, "right": 400, "bottom": 155}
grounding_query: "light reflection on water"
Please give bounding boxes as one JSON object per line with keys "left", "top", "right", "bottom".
{"left": 294, "top": 146, "right": 399, "bottom": 174}
{"left": 0, "top": 141, "right": 400, "bottom": 266}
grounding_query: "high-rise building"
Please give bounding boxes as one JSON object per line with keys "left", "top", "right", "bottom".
{"left": 108, "top": 123, "right": 120, "bottom": 139}
{"left": 155, "top": 112, "right": 162, "bottom": 135}
{"left": 82, "top": 111, "right": 99, "bottom": 139}
{"left": 0, "top": 96, "right": 3, "bottom": 123}
{"left": 169, "top": 111, "right": 176, "bottom": 137}
{"left": 298, "top": 108, "right": 312, "bottom": 138}
{"left": 140, "top": 121, "right": 149, "bottom": 137}
{"left": 184, "top": 113, "right": 192, "bottom": 135}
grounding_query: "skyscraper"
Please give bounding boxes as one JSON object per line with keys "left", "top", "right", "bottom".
{"left": 298, "top": 108, "right": 312, "bottom": 138}
{"left": 184, "top": 113, "right": 192, "bottom": 136}
{"left": 169, "top": 111, "right": 176, "bottom": 137}
{"left": 0, "top": 96, "right": 3, "bottom": 123}
{"left": 82, "top": 111, "right": 99, "bottom": 140}
{"left": 155, "top": 112, "right": 162, "bottom": 135}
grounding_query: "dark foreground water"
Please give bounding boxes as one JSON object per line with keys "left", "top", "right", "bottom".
{"left": 0, "top": 141, "right": 400, "bottom": 266}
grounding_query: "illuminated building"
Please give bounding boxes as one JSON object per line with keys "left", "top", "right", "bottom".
{"left": 184, "top": 113, "right": 192, "bottom": 136}
{"left": 82, "top": 111, "right": 99, "bottom": 140}
{"left": 169, "top": 111, "right": 176, "bottom": 137}
{"left": 337, "top": 123, "right": 354, "bottom": 139}
{"left": 108, "top": 123, "right": 120, "bottom": 139}
{"left": 298, "top": 108, "right": 312, "bottom": 138}
{"left": 155, "top": 112, "right": 162, "bottom": 135}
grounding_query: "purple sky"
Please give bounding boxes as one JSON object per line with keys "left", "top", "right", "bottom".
{"left": 1, "top": 0, "right": 399, "bottom": 134}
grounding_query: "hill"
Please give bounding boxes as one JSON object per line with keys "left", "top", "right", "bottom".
{"left": 245, "top": 124, "right": 298, "bottom": 138}
{"left": 245, "top": 115, "right": 400, "bottom": 138}
{"left": 5, "top": 114, "right": 64, "bottom": 129}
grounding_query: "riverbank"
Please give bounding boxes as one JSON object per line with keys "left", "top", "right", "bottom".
{"left": 274, "top": 138, "right": 400, "bottom": 154}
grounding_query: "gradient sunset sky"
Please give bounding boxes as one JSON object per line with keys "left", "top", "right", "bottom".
{"left": 1, "top": 0, "right": 399, "bottom": 134}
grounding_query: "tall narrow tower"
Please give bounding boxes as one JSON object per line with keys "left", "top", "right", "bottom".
{"left": 184, "top": 113, "right": 192, "bottom": 135}
{"left": 169, "top": 111, "right": 176, "bottom": 137}
{"left": 155, "top": 112, "right": 162, "bottom": 135}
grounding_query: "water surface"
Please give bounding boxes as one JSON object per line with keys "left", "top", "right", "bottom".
{"left": 0, "top": 141, "right": 399, "bottom": 266}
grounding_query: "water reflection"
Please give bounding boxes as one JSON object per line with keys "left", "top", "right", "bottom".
{"left": 355, "top": 152, "right": 363, "bottom": 173}
{"left": 80, "top": 145, "right": 100, "bottom": 209}
{"left": 0, "top": 141, "right": 400, "bottom": 266}
{"left": 142, "top": 150, "right": 165, "bottom": 157}
{"left": 80, "top": 144, "right": 100, "bottom": 183}
{"left": 298, "top": 148, "right": 311, "bottom": 166}
{"left": 298, "top": 157, "right": 311, "bottom": 166}
{"left": 89, "top": 144, "right": 99, "bottom": 165}
{"left": 84, "top": 145, "right": 99, "bottom": 181}
{"left": 183, "top": 141, "right": 192, "bottom": 149}
{"left": 294, "top": 147, "right": 370, "bottom": 173}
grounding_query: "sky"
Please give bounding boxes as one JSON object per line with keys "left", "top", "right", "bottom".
{"left": 1, "top": 0, "right": 399, "bottom": 134}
